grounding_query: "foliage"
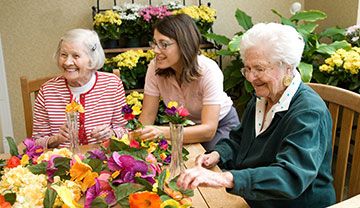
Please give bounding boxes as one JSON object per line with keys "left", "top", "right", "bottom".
{"left": 205, "top": 8, "right": 350, "bottom": 114}
{"left": 163, "top": 101, "right": 195, "bottom": 126}
{"left": 93, "top": 10, "right": 122, "bottom": 41}
{"left": 102, "top": 49, "right": 155, "bottom": 90}
{"left": 0, "top": 134, "right": 192, "bottom": 208}
{"left": 318, "top": 47, "right": 360, "bottom": 93}
{"left": 113, "top": 3, "right": 145, "bottom": 39}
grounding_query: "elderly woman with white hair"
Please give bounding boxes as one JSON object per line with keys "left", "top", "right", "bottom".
{"left": 177, "top": 23, "right": 336, "bottom": 207}
{"left": 32, "top": 28, "right": 127, "bottom": 148}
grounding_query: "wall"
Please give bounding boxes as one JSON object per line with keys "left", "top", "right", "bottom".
{"left": 304, "top": 0, "right": 358, "bottom": 31}
{"left": 5, "top": 0, "right": 354, "bottom": 148}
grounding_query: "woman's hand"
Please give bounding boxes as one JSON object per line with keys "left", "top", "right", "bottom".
{"left": 136, "top": 125, "right": 164, "bottom": 141}
{"left": 177, "top": 166, "right": 234, "bottom": 190}
{"left": 48, "top": 124, "right": 69, "bottom": 148}
{"left": 195, "top": 151, "right": 220, "bottom": 168}
{"left": 91, "top": 124, "right": 114, "bottom": 142}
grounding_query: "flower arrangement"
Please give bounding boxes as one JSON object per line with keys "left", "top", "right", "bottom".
{"left": 173, "top": 5, "right": 216, "bottom": 35}
{"left": 103, "top": 49, "right": 155, "bottom": 90}
{"left": 93, "top": 10, "right": 122, "bottom": 41}
{"left": 139, "top": 5, "right": 172, "bottom": 41}
{"left": 346, "top": 25, "right": 360, "bottom": 47}
{"left": 0, "top": 132, "right": 192, "bottom": 208}
{"left": 319, "top": 47, "right": 360, "bottom": 93}
{"left": 113, "top": 3, "right": 145, "bottom": 39}
{"left": 164, "top": 101, "right": 195, "bottom": 126}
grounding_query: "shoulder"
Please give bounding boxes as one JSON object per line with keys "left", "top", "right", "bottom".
{"left": 41, "top": 76, "right": 66, "bottom": 91}
{"left": 197, "top": 55, "right": 222, "bottom": 76}
{"left": 96, "top": 71, "right": 122, "bottom": 85}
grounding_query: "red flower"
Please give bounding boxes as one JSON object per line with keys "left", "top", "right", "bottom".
{"left": 129, "top": 191, "right": 161, "bottom": 208}
{"left": 0, "top": 195, "right": 11, "bottom": 208}
{"left": 124, "top": 113, "right": 135, "bottom": 121}
{"left": 177, "top": 106, "right": 189, "bottom": 117}
{"left": 6, "top": 156, "right": 21, "bottom": 168}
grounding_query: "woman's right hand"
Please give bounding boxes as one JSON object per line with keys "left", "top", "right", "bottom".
{"left": 195, "top": 151, "right": 220, "bottom": 169}
{"left": 135, "top": 125, "right": 164, "bottom": 141}
{"left": 48, "top": 124, "right": 70, "bottom": 148}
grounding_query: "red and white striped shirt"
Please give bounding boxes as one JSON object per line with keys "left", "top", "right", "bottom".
{"left": 33, "top": 72, "right": 127, "bottom": 147}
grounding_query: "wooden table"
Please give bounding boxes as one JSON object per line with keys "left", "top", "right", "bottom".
{"left": 184, "top": 143, "right": 249, "bottom": 208}
{"left": 0, "top": 143, "right": 248, "bottom": 207}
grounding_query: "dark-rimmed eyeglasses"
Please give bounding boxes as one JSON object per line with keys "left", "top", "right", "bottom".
{"left": 149, "top": 40, "right": 175, "bottom": 50}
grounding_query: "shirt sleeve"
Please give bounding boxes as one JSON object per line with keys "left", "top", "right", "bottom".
{"left": 226, "top": 109, "right": 332, "bottom": 200}
{"left": 111, "top": 76, "right": 128, "bottom": 138}
{"left": 144, "top": 60, "right": 160, "bottom": 97}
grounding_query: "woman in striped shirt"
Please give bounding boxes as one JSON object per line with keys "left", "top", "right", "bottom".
{"left": 33, "top": 28, "right": 127, "bottom": 148}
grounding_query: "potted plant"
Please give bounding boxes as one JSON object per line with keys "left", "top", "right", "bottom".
{"left": 93, "top": 10, "right": 122, "bottom": 48}
{"left": 103, "top": 49, "right": 155, "bottom": 90}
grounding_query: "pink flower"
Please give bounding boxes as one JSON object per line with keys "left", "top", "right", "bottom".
{"left": 177, "top": 106, "right": 189, "bottom": 117}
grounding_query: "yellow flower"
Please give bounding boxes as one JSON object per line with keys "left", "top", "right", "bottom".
{"left": 160, "top": 199, "right": 181, "bottom": 208}
{"left": 167, "top": 101, "right": 178, "bottom": 108}
{"left": 152, "top": 180, "right": 159, "bottom": 193}
{"left": 51, "top": 184, "right": 82, "bottom": 208}
{"left": 69, "top": 155, "right": 98, "bottom": 192}
{"left": 93, "top": 10, "right": 122, "bottom": 26}
{"left": 20, "top": 154, "right": 29, "bottom": 166}
{"left": 65, "top": 100, "right": 85, "bottom": 113}
{"left": 36, "top": 148, "right": 73, "bottom": 163}
{"left": 147, "top": 142, "right": 158, "bottom": 153}
{"left": 132, "top": 105, "right": 142, "bottom": 115}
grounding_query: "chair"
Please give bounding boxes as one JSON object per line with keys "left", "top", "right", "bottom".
{"left": 20, "top": 75, "right": 55, "bottom": 138}
{"left": 307, "top": 83, "right": 360, "bottom": 202}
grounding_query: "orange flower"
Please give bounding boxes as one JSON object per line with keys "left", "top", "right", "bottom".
{"left": 6, "top": 155, "right": 21, "bottom": 168}
{"left": 70, "top": 155, "right": 98, "bottom": 192}
{"left": 65, "top": 100, "right": 85, "bottom": 113}
{"left": 129, "top": 191, "right": 161, "bottom": 208}
{"left": 0, "top": 195, "right": 11, "bottom": 208}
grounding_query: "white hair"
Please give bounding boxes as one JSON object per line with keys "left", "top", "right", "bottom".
{"left": 240, "top": 22, "right": 305, "bottom": 69}
{"left": 54, "top": 28, "right": 105, "bottom": 70}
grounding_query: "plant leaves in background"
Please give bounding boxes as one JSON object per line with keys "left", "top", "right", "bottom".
{"left": 28, "top": 162, "right": 47, "bottom": 175}
{"left": 298, "top": 62, "right": 313, "bottom": 82}
{"left": 289, "top": 10, "right": 327, "bottom": 22}
{"left": 6, "top": 137, "right": 19, "bottom": 156}
{"left": 235, "top": 9, "right": 253, "bottom": 30}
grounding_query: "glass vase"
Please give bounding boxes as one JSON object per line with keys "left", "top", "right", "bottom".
{"left": 66, "top": 112, "right": 80, "bottom": 155}
{"left": 168, "top": 122, "right": 185, "bottom": 181}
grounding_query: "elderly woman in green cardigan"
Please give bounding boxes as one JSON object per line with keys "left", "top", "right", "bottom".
{"left": 177, "top": 22, "right": 336, "bottom": 208}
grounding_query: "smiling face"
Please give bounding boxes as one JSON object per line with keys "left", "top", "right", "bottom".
{"left": 58, "top": 41, "right": 94, "bottom": 87}
{"left": 152, "top": 29, "right": 183, "bottom": 72}
{"left": 243, "top": 48, "right": 290, "bottom": 103}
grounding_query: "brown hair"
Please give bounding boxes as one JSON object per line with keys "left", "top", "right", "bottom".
{"left": 153, "top": 14, "right": 202, "bottom": 83}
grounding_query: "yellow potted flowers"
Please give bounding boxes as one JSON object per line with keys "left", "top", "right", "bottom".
{"left": 93, "top": 10, "right": 122, "bottom": 48}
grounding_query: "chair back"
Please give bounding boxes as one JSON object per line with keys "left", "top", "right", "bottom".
{"left": 20, "top": 75, "right": 55, "bottom": 138}
{"left": 307, "top": 83, "right": 360, "bottom": 202}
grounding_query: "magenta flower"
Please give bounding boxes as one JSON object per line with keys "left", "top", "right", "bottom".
{"left": 46, "top": 155, "right": 61, "bottom": 182}
{"left": 85, "top": 178, "right": 116, "bottom": 208}
{"left": 158, "top": 139, "right": 168, "bottom": 150}
{"left": 88, "top": 149, "right": 107, "bottom": 161}
{"left": 108, "top": 152, "right": 156, "bottom": 184}
{"left": 23, "top": 138, "right": 44, "bottom": 160}
{"left": 165, "top": 106, "right": 177, "bottom": 115}
{"left": 139, "top": 5, "right": 172, "bottom": 23}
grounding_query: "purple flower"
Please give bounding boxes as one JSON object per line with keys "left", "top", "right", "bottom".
{"left": 158, "top": 139, "right": 168, "bottom": 150}
{"left": 85, "top": 179, "right": 116, "bottom": 208}
{"left": 23, "top": 138, "right": 43, "bottom": 160}
{"left": 164, "top": 155, "right": 171, "bottom": 164}
{"left": 88, "top": 149, "right": 107, "bottom": 161}
{"left": 121, "top": 105, "right": 132, "bottom": 114}
{"left": 165, "top": 106, "right": 177, "bottom": 116}
{"left": 46, "top": 155, "right": 60, "bottom": 182}
{"left": 109, "top": 152, "right": 156, "bottom": 185}
{"left": 139, "top": 5, "right": 171, "bottom": 22}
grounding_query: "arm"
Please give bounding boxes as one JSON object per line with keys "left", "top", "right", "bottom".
{"left": 139, "top": 94, "right": 159, "bottom": 125}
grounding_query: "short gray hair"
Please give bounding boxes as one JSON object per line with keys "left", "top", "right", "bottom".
{"left": 54, "top": 28, "right": 105, "bottom": 70}
{"left": 240, "top": 23, "right": 305, "bottom": 69}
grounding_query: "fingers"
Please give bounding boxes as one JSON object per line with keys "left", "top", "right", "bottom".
{"left": 138, "top": 126, "right": 162, "bottom": 141}
{"left": 91, "top": 125, "right": 112, "bottom": 141}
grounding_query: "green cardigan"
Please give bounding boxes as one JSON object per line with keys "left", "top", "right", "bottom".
{"left": 215, "top": 83, "right": 336, "bottom": 208}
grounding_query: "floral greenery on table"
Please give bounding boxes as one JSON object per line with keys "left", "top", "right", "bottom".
{"left": 0, "top": 134, "right": 192, "bottom": 207}
{"left": 103, "top": 49, "right": 155, "bottom": 90}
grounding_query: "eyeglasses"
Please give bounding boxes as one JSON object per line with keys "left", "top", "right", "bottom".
{"left": 149, "top": 40, "right": 175, "bottom": 50}
{"left": 240, "top": 65, "right": 271, "bottom": 78}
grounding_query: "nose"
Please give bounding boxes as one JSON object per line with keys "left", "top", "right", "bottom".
{"left": 153, "top": 45, "right": 161, "bottom": 54}
{"left": 245, "top": 71, "right": 257, "bottom": 82}
{"left": 64, "top": 56, "right": 74, "bottom": 65}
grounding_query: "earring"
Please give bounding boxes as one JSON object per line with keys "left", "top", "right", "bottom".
{"left": 283, "top": 75, "right": 292, "bottom": 86}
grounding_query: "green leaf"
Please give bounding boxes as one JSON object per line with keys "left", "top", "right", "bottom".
{"left": 4, "top": 192, "right": 16, "bottom": 205}
{"left": 86, "top": 158, "right": 103, "bottom": 173}
{"left": 320, "top": 27, "right": 346, "bottom": 40}
{"left": 204, "top": 33, "right": 230, "bottom": 45}
{"left": 244, "top": 80, "right": 254, "bottom": 93}
{"left": 91, "top": 197, "right": 108, "bottom": 208}
{"left": 53, "top": 157, "right": 71, "bottom": 179}
{"left": 110, "top": 139, "right": 129, "bottom": 152}
{"left": 289, "top": 10, "right": 327, "bottom": 22}
{"left": 216, "top": 49, "right": 236, "bottom": 56}
{"left": 28, "top": 162, "right": 47, "bottom": 175}
{"left": 297, "top": 23, "right": 318, "bottom": 34}
{"left": 228, "top": 35, "right": 242, "bottom": 52}
{"left": 298, "top": 62, "right": 313, "bottom": 82}
{"left": 235, "top": 9, "right": 253, "bottom": 30}
{"left": 44, "top": 188, "right": 57, "bottom": 208}
{"left": 316, "top": 41, "right": 351, "bottom": 55}
{"left": 135, "top": 177, "right": 153, "bottom": 191}
{"left": 112, "top": 183, "right": 145, "bottom": 201}
{"left": 157, "top": 170, "right": 167, "bottom": 192}
{"left": 6, "top": 137, "right": 19, "bottom": 156}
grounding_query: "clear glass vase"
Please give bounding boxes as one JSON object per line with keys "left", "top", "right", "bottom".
{"left": 66, "top": 112, "right": 80, "bottom": 155}
{"left": 168, "top": 122, "right": 185, "bottom": 181}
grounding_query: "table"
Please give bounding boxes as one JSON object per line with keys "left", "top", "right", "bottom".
{"left": 184, "top": 143, "right": 249, "bottom": 208}
{"left": 0, "top": 143, "right": 248, "bottom": 207}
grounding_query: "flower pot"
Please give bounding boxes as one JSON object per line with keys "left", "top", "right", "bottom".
{"left": 102, "top": 39, "right": 119, "bottom": 49}
{"left": 168, "top": 122, "right": 185, "bottom": 181}
{"left": 126, "top": 37, "right": 141, "bottom": 48}
{"left": 118, "top": 36, "right": 128, "bottom": 48}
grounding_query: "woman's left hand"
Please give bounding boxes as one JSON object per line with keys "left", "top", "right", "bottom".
{"left": 177, "top": 166, "right": 234, "bottom": 190}
{"left": 135, "top": 125, "right": 163, "bottom": 140}
{"left": 91, "top": 124, "right": 114, "bottom": 142}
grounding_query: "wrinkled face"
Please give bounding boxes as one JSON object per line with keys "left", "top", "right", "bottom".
{"left": 243, "top": 48, "right": 288, "bottom": 101}
{"left": 152, "top": 29, "right": 182, "bottom": 72}
{"left": 58, "top": 41, "right": 93, "bottom": 87}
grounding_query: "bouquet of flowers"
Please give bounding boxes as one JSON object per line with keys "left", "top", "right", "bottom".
{"left": 93, "top": 10, "right": 122, "bottom": 41}
{"left": 318, "top": 47, "right": 360, "bottom": 93}
{"left": 113, "top": 3, "right": 145, "bottom": 39}
{"left": 173, "top": 5, "right": 216, "bottom": 35}
{"left": 139, "top": 5, "right": 172, "bottom": 41}
{"left": 102, "top": 49, "right": 155, "bottom": 90}
{"left": 163, "top": 101, "right": 195, "bottom": 126}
